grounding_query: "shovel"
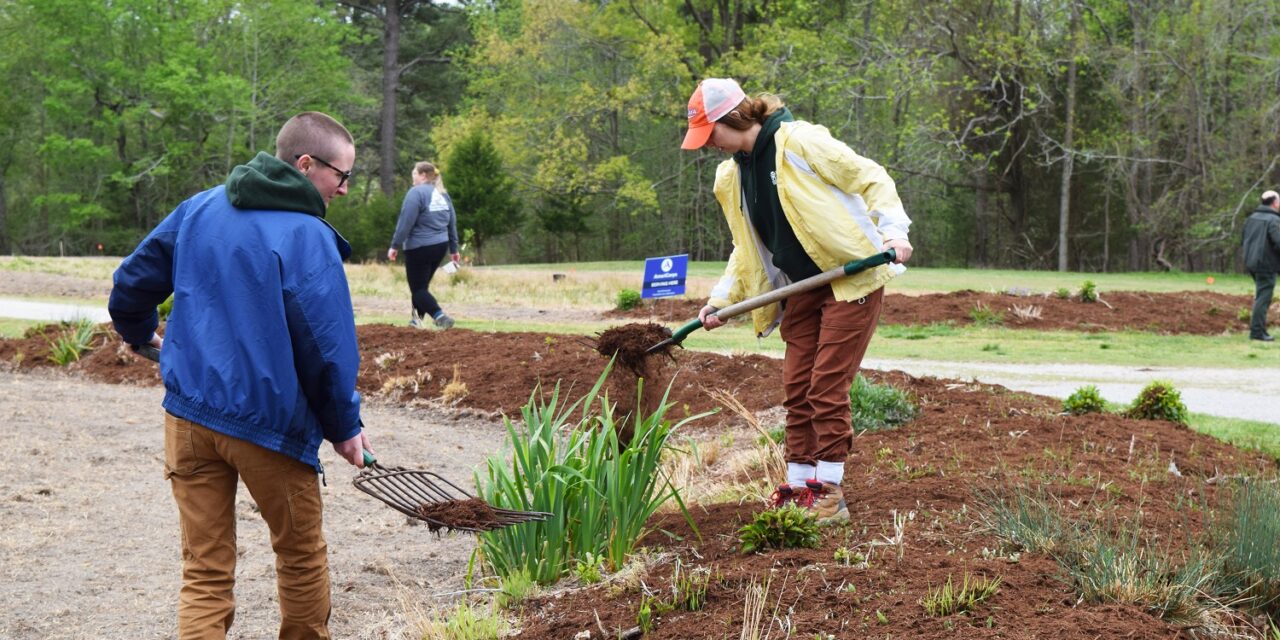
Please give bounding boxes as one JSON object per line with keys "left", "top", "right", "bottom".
{"left": 646, "top": 248, "right": 897, "bottom": 354}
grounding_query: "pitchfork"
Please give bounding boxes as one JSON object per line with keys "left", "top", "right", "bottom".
{"left": 353, "top": 452, "right": 552, "bottom": 533}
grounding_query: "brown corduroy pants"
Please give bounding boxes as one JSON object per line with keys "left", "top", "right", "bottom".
{"left": 164, "top": 413, "right": 331, "bottom": 640}
{"left": 779, "top": 286, "right": 884, "bottom": 465}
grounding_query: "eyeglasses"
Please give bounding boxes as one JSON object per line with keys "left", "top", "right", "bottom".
{"left": 295, "top": 154, "right": 353, "bottom": 187}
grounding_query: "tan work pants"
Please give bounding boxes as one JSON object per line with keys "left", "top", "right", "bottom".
{"left": 780, "top": 286, "right": 884, "bottom": 465}
{"left": 164, "top": 413, "right": 331, "bottom": 640}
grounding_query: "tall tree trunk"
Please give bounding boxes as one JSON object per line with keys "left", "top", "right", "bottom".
{"left": 379, "top": 0, "right": 402, "bottom": 197}
{"left": 1057, "top": 0, "right": 1079, "bottom": 272}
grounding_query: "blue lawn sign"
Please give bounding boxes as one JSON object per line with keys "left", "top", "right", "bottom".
{"left": 641, "top": 254, "right": 688, "bottom": 299}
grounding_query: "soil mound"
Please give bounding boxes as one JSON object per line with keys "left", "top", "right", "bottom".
{"left": 608, "top": 290, "right": 1255, "bottom": 335}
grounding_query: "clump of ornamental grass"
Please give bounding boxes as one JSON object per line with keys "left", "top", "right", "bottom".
{"left": 47, "top": 318, "right": 98, "bottom": 366}
{"left": 850, "top": 373, "right": 918, "bottom": 433}
{"left": 477, "top": 362, "right": 709, "bottom": 585}
{"left": 921, "top": 572, "right": 1002, "bottom": 616}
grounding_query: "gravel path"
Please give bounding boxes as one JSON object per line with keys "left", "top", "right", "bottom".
{"left": 0, "top": 370, "right": 509, "bottom": 639}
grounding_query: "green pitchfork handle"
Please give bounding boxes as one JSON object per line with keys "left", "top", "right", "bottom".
{"left": 649, "top": 248, "right": 897, "bottom": 353}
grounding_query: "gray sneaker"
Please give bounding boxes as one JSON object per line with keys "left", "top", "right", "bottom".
{"left": 410, "top": 310, "right": 425, "bottom": 328}
{"left": 433, "top": 313, "right": 455, "bottom": 329}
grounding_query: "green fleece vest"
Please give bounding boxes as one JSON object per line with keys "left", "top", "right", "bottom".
{"left": 734, "top": 108, "right": 823, "bottom": 282}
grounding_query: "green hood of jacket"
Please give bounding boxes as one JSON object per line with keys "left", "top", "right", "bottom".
{"left": 225, "top": 152, "right": 327, "bottom": 218}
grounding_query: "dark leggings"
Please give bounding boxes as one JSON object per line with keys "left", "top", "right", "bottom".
{"left": 404, "top": 242, "right": 448, "bottom": 319}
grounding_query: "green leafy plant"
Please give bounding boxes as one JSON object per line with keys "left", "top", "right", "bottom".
{"left": 755, "top": 425, "right": 784, "bottom": 446}
{"left": 47, "top": 318, "right": 98, "bottom": 366}
{"left": 834, "top": 546, "right": 866, "bottom": 567}
{"left": 1063, "top": 385, "right": 1106, "bottom": 415}
{"left": 157, "top": 294, "right": 174, "bottom": 321}
{"left": 1055, "top": 287, "right": 1072, "bottom": 299}
{"left": 738, "top": 504, "right": 821, "bottom": 553}
{"left": 921, "top": 572, "right": 1002, "bottom": 616}
{"left": 477, "top": 364, "right": 709, "bottom": 584}
{"left": 849, "top": 373, "right": 918, "bottom": 433}
{"left": 1125, "top": 381, "right": 1188, "bottom": 424}
{"left": 572, "top": 553, "right": 604, "bottom": 585}
{"left": 615, "top": 288, "right": 642, "bottom": 311}
{"left": 1238, "top": 307, "right": 1252, "bottom": 322}
{"left": 1079, "top": 280, "right": 1098, "bottom": 303}
{"left": 968, "top": 302, "right": 1005, "bottom": 326}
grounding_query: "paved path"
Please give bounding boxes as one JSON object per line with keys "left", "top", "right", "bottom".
{"left": 2, "top": 297, "right": 1273, "bottom": 425}
{"left": 865, "top": 358, "right": 1279, "bottom": 425}
{"left": 0, "top": 298, "right": 110, "bottom": 323}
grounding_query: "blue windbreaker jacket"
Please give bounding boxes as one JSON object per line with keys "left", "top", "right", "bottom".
{"left": 109, "top": 179, "right": 362, "bottom": 472}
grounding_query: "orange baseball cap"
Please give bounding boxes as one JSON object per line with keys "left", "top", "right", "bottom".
{"left": 681, "top": 78, "right": 746, "bottom": 150}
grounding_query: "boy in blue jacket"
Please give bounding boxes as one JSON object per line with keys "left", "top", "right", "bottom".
{"left": 109, "top": 111, "right": 372, "bottom": 640}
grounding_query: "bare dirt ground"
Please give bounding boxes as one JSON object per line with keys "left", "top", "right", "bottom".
{"left": 0, "top": 369, "right": 506, "bottom": 640}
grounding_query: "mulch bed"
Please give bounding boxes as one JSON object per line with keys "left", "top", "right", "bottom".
{"left": 2, "top": 309, "right": 1275, "bottom": 639}
{"left": 607, "top": 290, "right": 1257, "bottom": 335}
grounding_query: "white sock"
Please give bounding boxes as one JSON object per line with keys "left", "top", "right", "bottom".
{"left": 816, "top": 460, "right": 845, "bottom": 486}
{"left": 787, "top": 463, "right": 815, "bottom": 486}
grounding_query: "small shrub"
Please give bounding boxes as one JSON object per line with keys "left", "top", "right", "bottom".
{"left": 1079, "top": 280, "right": 1098, "bottom": 303}
{"left": 1125, "top": 381, "right": 1188, "bottom": 424}
{"left": 850, "top": 374, "right": 918, "bottom": 433}
{"left": 616, "top": 288, "right": 642, "bottom": 311}
{"left": 1063, "top": 385, "right": 1106, "bottom": 416}
{"left": 1238, "top": 308, "right": 1252, "bottom": 322}
{"left": 47, "top": 319, "right": 98, "bottom": 366}
{"left": 157, "top": 295, "right": 174, "bottom": 321}
{"left": 834, "top": 546, "right": 867, "bottom": 567}
{"left": 921, "top": 572, "right": 1002, "bottom": 616}
{"left": 968, "top": 302, "right": 1005, "bottom": 326}
{"left": 738, "top": 504, "right": 821, "bottom": 553}
{"left": 1055, "top": 287, "right": 1072, "bottom": 299}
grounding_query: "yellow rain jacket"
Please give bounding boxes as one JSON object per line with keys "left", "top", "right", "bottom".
{"left": 708, "top": 120, "right": 911, "bottom": 337}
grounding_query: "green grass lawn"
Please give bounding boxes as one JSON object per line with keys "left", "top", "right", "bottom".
{"left": 488, "top": 260, "right": 1257, "bottom": 296}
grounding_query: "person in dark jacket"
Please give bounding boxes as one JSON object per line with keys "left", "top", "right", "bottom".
{"left": 108, "top": 111, "right": 372, "bottom": 639}
{"left": 387, "top": 161, "right": 460, "bottom": 329}
{"left": 1243, "top": 190, "right": 1280, "bottom": 341}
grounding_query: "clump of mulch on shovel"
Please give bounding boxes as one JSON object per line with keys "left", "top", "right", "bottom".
{"left": 594, "top": 322, "right": 674, "bottom": 377}
{"left": 415, "top": 498, "right": 498, "bottom": 532}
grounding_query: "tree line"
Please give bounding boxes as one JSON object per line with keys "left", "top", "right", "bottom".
{"left": 2, "top": 0, "right": 1277, "bottom": 272}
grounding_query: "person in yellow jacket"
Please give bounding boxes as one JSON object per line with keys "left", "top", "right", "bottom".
{"left": 682, "top": 78, "right": 913, "bottom": 523}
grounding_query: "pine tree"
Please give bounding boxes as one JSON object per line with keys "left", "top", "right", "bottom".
{"left": 445, "top": 130, "right": 521, "bottom": 263}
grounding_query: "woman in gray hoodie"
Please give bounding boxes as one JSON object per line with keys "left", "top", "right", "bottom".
{"left": 388, "top": 161, "right": 460, "bottom": 328}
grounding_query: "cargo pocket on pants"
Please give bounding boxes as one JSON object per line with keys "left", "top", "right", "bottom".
{"left": 286, "top": 471, "right": 322, "bottom": 534}
{"left": 163, "top": 414, "right": 197, "bottom": 479}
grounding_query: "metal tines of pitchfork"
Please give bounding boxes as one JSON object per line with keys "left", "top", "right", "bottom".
{"left": 352, "top": 452, "right": 551, "bottom": 533}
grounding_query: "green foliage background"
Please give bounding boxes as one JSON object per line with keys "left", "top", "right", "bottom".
{"left": 2, "top": 0, "right": 1277, "bottom": 273}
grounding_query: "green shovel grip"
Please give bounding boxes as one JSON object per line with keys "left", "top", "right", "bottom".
{"left": 842, "top": 248, "right": 896, "bottom": 276}
{"left": 362, "top": 450, "right": 377, "bottom": 467}
{"left": 666, "top": 318, "right": 706, "bottom": 347}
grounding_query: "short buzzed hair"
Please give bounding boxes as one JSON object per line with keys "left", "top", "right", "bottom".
{"left": 275, "top": 112, "right": 353, "bottom": 163}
